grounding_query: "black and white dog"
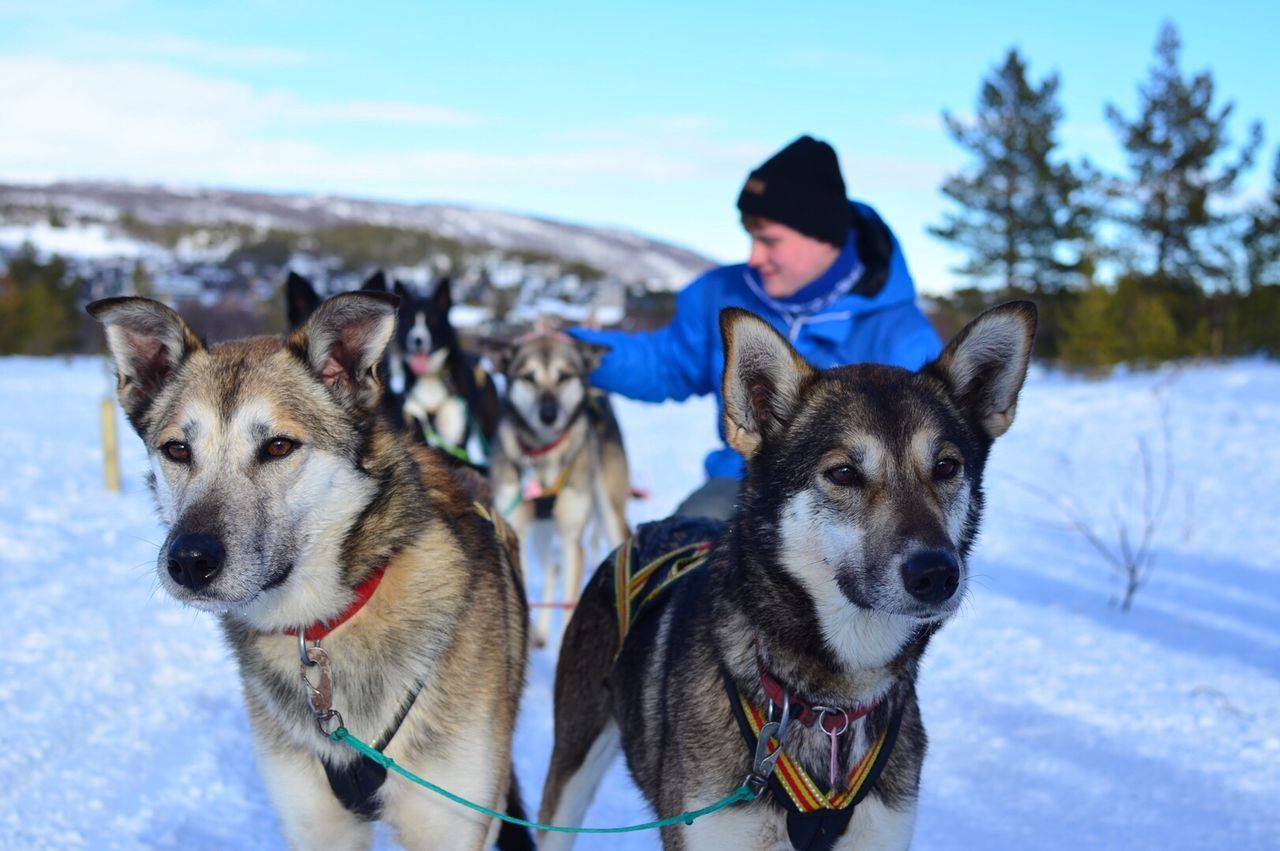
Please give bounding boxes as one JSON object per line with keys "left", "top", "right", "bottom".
{"left": 393, "top": 278, "right": 500, "bottom": 463}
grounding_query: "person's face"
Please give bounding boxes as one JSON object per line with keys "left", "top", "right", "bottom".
{"left": 745, "top": 219, "right": 841, "bottom": 298}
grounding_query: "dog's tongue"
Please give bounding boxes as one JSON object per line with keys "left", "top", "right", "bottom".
{"left": 410, "top": 353, "right": 430, "bottom": 376}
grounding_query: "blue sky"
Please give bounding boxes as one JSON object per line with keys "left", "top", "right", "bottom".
{"left": 1, "top": 1, "right": 1277, "bottom": 294}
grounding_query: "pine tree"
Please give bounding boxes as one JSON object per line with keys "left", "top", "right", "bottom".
{"left": 1243, "top": 149, "right": 1280, "bottom": 293}
{"left": 1105, "top": 21, "right": 1262, "bottom": 290}
{"left": 931, "top": 48, "right": 1096, "bottom": 296}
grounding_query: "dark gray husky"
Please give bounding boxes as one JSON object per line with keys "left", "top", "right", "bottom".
{"left": 538, "top": 302, "right": 1036, "bottom": 850}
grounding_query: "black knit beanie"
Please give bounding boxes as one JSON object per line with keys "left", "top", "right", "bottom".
{"left": 736, "top": 135, "right": 853, "bottom": 247}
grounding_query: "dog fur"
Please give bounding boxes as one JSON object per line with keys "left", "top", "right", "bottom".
{"left": 394, "top": 278, "right": 501, "bottom": 461}
{"left": 537, "top": 302, "right": 1037, "bottom": 850}
{"left": 90, "top": 292, "right": 530, "bottom": 851}
{"left": 285, "top": 269, "right": 408, "bottom": 432}
{"left": 489, "top": 331, "right": 631, "bottom": 648}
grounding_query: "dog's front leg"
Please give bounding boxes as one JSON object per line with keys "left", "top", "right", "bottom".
{"left": 665, "top": 799, "right": 786, "bottom": 851}
{"left": 254, "top": 744, "right": 374, "bottom": 851}
{"left": 381, "top": 722, "right": 510, "bottom": 851}
{"left": 554, "top": 488, "right": 593, "bottom": 615}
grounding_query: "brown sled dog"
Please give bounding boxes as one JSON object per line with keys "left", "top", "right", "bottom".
{"left": 89, "top": 292, "right": 530, "bottom": 850}
{"left": 489, "top": 331, "right": 631, "bottom": 648}
{"left": 538, "top": 302, "right": 1036, "bottom": 850}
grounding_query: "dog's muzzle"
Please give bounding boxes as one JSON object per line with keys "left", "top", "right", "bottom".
{"left": 538, "top": 393, "right": 559, "bottom": 425}
{"left": 900, "top": 551, "right": 960, "bottom": 604}
{"left": 166, "top": 533, "right": 226, "bottom": 591}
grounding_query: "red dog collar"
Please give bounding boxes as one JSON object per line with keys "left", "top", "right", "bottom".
{"left": 286, "top": 564, "right": 388, "bottom": 642}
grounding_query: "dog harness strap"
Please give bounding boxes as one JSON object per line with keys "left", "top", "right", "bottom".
{"left": 323, "top": 753, "right": 388, "bottom": 821}
{"left": 613, "top": 538, "right": 715, "bottom": 651}
{"left": 722, "top": 672, "right": 902, "bottom": 849}
{"left": 285, "top": 562, "right": 388, "bottom": 642}
{"left": 323, "top": 679, "right": 425, "bottom": 819}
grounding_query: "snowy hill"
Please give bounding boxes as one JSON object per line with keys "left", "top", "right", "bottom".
{"left": 1, "top": 355, "right": 1278, "bottom": 849}
{"left": 0, "top": 181, "right": 715, "bottom": 291}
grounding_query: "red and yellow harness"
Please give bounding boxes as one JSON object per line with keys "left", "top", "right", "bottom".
{"left": 610, "top": 520, "right": 903, "bottom": 851}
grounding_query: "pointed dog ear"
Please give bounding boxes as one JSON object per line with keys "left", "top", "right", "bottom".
{"left": 720, "top": 308, "right": 815, "bottom": 460}
{"left": 926, "top": 300, "right": 1037, "bottom": 440}
{"left": 285, "top": 271, "right": 321, "bottom": 330}
{"left": 87, "top": 296, "right": 204, "bottom": 432}
{"left": 362, "top": 269, "right": 388, "bottom": 292}
{"left": 290, "top": 291, "right": 399, "bottom": 410}
{"left": 431, "top": 276, "right": 453, "bottom": 313}
{"left": 475, "top": 335, "right": 517, "bottom": 376}
{"left": 576, "top": 339, "right": 611, "bottom": 374}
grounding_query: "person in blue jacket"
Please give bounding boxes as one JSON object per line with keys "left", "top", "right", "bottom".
{"left": 574, "top": 135, "right": 942, "bottom": 519}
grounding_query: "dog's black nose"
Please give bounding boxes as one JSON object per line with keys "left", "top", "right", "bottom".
{"left": 167, "top": 534, "right": 226, "bottom": 590}
{"left": 539, "top": 394, "right": 559, "bottom": 425}
{"left": 901, "top": 551, "right": 960, "bottom": 604}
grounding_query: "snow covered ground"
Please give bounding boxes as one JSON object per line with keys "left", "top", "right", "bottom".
{"left": 1, "top": 354, "right": 1277, "bottom": 849}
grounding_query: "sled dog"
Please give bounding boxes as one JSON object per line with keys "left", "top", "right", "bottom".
{"left": 538, "top": 302, "right": 1037, "bottom": 850}
{"left": 489, "top": 330, "right": 631, "bottom": 648}
{"left": 394, "top": 278, "right": 501, "bottom": 462}
{"left": 90, "top": 292, "right": 531, "bottom": 851}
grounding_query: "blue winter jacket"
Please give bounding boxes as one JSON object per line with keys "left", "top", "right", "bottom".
{"left": 573, "top": 201, "right": 942, "bottom": 480}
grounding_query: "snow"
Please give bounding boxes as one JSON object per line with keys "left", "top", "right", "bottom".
{"left": 0, "top": 221, "right": 159, "bottom": 260}
{"left": 1, "top": 355, "right": 1278, "bottom": 849}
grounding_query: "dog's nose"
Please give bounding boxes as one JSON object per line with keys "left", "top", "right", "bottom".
{"left": 167, "top": 534, "right": 226, "bottom": 590}
{"left": 901, "top": 551, "right": 960, "bottom": 604}
{"left": 539, "top": 394, "right": 559, "bottom": 425}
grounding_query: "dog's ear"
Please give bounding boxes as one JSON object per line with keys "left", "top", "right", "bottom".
{"left": 576, "top": 340, "right": 610, "bottom": 374}
{"left": 720, "top": 308, "right": 815, "bottom": 459}
{"left": 479, "top": 336, "right": 518, "bottom": 376}
{"left": 925, "top": 300, "right": 1037, "bottom": 440}
{"left": 87, "top": 297, "right": 204, "bottom": 432}
{"left": 362, "top": 270, "right": 388, "bottom": 292}
{"left": 285, "top": 271, "right": 321, "bottom": 330}
{"left": 393, "top": 280, "right": 416, "bottom": 323}
{"left": 432, "top": 277, "right": 453, "bottom": 314}
{"left": 291, "top": 292, "right": 399, "bottom": 411}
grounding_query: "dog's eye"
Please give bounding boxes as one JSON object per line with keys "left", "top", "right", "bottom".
{"left": 162, "top": 441, "right": 191, "bottom": 463}
{"left": 824, "top": 465, "right": 862, "bottom": 487}
{"left": 933, "top": 458, "right": 961, "bottom": 481}
{"left": 262, "top": 437, "right": 298, "bottom": 461}
{"left": 557, "top": 372, "right": 574, "bottom": 384}
{"left": 519, "top": 371, "right": 537, "bottom": 384}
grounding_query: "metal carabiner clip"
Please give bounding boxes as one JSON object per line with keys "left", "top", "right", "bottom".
{"left": 751, "top": 690, "right": 791, "bottom": 781}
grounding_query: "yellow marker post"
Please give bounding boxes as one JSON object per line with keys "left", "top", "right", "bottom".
{"left": 101, "top": 397, "right": 121, "bottom": 493}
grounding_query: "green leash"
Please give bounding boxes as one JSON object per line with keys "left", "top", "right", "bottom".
{"left": 329, "top": 726, "right": 756, "bottom": 834}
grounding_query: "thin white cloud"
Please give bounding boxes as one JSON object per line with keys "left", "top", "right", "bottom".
{"left": 0, "top": 57, "right": 749, "bottom": 193}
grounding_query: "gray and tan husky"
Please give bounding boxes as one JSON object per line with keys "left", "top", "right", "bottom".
{"left": 538, "top": 302, "right": 1037, "bottom": 850}
{"left": 489, "top": 331, "right": 631, "bottom": 648}
{"left": 89, "top": 293, "right": 531, "bottom": 851}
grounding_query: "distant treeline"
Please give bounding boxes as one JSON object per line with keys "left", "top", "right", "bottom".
{"left": 926, "top": 20, "right": 1280, "bottom": 367}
